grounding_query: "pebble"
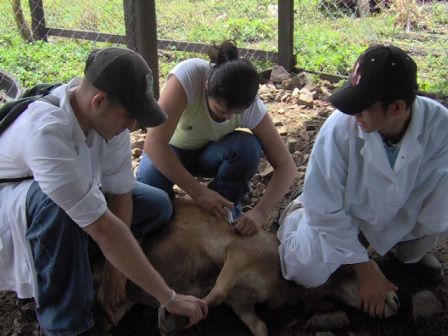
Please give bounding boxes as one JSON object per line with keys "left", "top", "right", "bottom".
{"left": 412, "top": 290, "right": 443, "bottom": 322}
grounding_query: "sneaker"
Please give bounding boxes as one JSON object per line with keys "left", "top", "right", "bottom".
{"left": 405, "top": 253, "right": 444, "bottom": 283}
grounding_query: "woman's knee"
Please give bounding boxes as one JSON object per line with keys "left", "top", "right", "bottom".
{"left": 224, "top": 132, "right": 262, "bottom": 171}
{"left": 232, "top": 131, "right": 262, "bottom": 156}
{"left": 132, "top": 183, "right": 173, "bottom": 234}
{"left": 136, "top": 154, "right": 174, "bottom": 193}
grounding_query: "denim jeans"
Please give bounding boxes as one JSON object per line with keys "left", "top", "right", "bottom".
{"left": 137, "top": 130, "right": 262, "bottom": 206}
{"left": 25, "top": 181, "right": 172, "bottom": 336}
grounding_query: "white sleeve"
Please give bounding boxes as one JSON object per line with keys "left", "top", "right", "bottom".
{"left": 301, "top": 118, "right": 369, "bottom": 264}
{"left": 170, "top": 58, "right": 209, "bottom": 106}
{"left": 101, "top": 131, "right": 135, "bottom": 195}
{"left": 239, "top": 97, "right": 267, "bottom": 129}
{"left": 23, "top": 118, "right": 106, "bottom": 227}
{"left": 278, "top": 116, "right": 369, "bottom": 287}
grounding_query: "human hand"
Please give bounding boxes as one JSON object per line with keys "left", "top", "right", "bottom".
{"left": 193, "top": 188, "right": 233, "bottom": 219}
{"left": 165, "top": 294, "right": 208, "bottom": 328}
{"left": 234, "top": 208, "right": 264, "bottom": 236}
{"left": 97, "top": 262, "right": 127, "bottom": 325}
{"left": 354, "top": 261, "right": 398, "bottom": 318}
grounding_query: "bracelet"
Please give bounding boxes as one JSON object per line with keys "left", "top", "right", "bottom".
{"left": 161, "top": 289, "right": 176, "bottom": 309}
{"left": 158, "top": 289, "right": 176, "bottom": 328}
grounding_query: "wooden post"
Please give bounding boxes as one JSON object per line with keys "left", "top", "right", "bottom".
{"left": 28, "top": 0, "right": 47, "bottom": 41}
{"left": 278, "top": 0, "right": 294, "bottom": 71}
{"left": 123, "top": 0, "right": 160, "bottom": 99}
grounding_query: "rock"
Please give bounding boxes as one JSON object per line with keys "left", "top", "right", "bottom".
{"left": 298, "top": 165, "right": 307, "bottom": 173}
{"left": 132, "top": 147, "right": 142, "bottom": 158}
{"left": 258, "top": 159, "right": 274, "bottom": 178}
{"left": 282, "top": 92, "right": 292, "bottom": 103}
{"left": 273, "top": 118, "right": 284, "bottom": 126}
{"left": 305, "top": 311, "right": 349, "bottom": 331}
{"left": 297, "top": 92, "right": 314, "bottom": 108}
{"left": 270, "top": 66, "right": 291, "bottom": 83}
{"left": 274, "top": 93, "right": 283, "bottom": 102}
{"left": 277, "top": 126, "right": 288, "bottom": 136}
{"left": 259, "top": 84, "right": 272, "bottom": 95}
{"left": 132, "top": 139, "right": 145, "bottom": 150}
{"left": 412, "top": 290, "right": 443, "bottom": 322}
{"left": 304, "top": 120, "right": 319, "bottom": 131}
{"left": 287, "top": 137, "right": 299, "bottom": 153}
{"left": 316, "top": 109, "right": 331, "bottom": 118}
{"left": 282, "top": 74, "right": 307, "bottom": 90}
{"left": 320, "top": 79, "right": 334, "bottom": 90}
{"left": 293, "top": 151, "right": 303, "bottom": 167}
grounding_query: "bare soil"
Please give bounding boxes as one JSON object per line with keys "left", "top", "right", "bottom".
{"left": 1, "top": 80, "right": 447, "bottom": 336}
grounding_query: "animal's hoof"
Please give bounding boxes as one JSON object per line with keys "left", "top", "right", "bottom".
{"left": 159, "top": 314, "right": 189, "bottom": 336}
{"left": 384, "top": 291, "right": 400, "bottom": 318}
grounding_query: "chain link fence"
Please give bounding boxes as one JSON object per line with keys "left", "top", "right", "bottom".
{"left": 1, "top": 0, "right": 282, "bottom": 98}
{"left": 295, "top": 0, "right": 447, "bottom": 95}
{"left": 1, "top": 0, "right": 447, "bottom": 98}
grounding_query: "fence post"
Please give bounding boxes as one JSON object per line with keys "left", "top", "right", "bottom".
{"left": 28, "top": 0, "right": 47, "bottom": 41}
{"left": 278, "top": 0, "right": 294, "bottom": 72}
{"left": 123, "top": 0, "right": 160, "bottom": 99}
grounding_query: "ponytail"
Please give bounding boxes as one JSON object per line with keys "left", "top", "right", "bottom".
{"left": 208, "top": 40, "right": 239, "bottom": 66}
{"left": 207, "top": 40, "right": 259, "bottom": 109}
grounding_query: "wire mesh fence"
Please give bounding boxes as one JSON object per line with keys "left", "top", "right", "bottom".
{"left": 1, "top": 0, "right": 281, "bottom": 91}
{"left": 1, "top": 0, "right": 447, "bottom": 96}
{"left": 295, "top": 0, "right": 447, "bottom": 94}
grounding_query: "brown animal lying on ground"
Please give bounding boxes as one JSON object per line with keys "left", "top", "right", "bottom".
{"left": 125, "top": 198, "right": 399, "bottom": 336}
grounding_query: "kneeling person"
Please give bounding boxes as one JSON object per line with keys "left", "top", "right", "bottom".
{"left": 0, "top": 47, "right": 207, "bottom": 335}
{"left": 278, "top": 45, "right": 448, "bottom": 318}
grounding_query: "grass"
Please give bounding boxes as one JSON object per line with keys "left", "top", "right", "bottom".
{"left": 0, "top": 0, "right": 446, "bottom": 96}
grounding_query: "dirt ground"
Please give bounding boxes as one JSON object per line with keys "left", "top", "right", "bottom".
{"left": 1, "top": 76, "right": 447, "bottom": 336}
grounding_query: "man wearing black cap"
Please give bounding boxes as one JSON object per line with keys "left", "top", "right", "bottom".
{"left": 0, "top": 47, "right": 207, "bottom": 335}
{"left": 277, "top": 45, "right": 448, "bottom": 318}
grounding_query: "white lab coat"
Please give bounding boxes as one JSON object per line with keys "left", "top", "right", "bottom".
{"left": 278, "top": 96, "right": 448, "bottom": 287}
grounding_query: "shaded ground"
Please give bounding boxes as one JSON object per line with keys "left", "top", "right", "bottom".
{"left": 1, "top": 76, "right": 447, "bottom": 336}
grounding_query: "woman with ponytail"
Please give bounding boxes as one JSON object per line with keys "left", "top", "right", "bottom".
{"left": 138, "top": 40, "right": 295, "bottom": 235}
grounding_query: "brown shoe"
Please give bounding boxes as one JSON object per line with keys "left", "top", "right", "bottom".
{"left": 406, "top": 253, "right": 444, "bottom": 283}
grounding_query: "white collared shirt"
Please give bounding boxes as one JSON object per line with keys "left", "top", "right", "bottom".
{"left": 0, "top": 78, "right": 135, "bottom": 299}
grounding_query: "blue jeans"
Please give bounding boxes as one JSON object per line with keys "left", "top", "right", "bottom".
{"left": 137, "top": 130, "right": 262, "bottom": 205}
{"left": 25, "top": 181, "right": 172, "bottom": 336}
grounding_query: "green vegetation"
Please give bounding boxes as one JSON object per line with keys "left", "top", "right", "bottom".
{"left": 0, "top": 0, "right": 446, "bottom": 96}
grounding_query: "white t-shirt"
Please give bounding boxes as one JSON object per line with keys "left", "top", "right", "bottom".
{"left": 169, "top": 58, "right": 267, "bottom": 150}
{"left": 0, "top": 78, "right": 135, "bottom": 299}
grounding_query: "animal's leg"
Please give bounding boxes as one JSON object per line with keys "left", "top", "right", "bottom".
{"left": 227, "top": 302, "right": 268, "bottom": 336}
{"left": 325, "top": 263, "right": 400, "bottom": 317}
{"left": 203, "top": 248, "right": 249, "bottom": 306}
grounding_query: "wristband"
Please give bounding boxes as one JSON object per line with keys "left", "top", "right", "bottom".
{"left": 158, "top": 289, "right": 176, "bottom": 328}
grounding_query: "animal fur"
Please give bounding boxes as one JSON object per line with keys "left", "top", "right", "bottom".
{"left": 125, "top": 198, "right": 399, "bottom": 336}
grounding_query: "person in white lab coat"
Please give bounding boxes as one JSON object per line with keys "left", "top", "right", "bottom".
{"left": 0, "top": 47, "right": 207, "bottom": 336}
{"left": 278, "top": 45, "right": 448, "bottom": 319}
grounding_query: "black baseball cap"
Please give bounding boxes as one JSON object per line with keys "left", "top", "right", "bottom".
{"left": 328, "top": 45, "right": 418, "bottom": 115}
{"left": 84, "top": 47, "right": 167, "bottom": 127}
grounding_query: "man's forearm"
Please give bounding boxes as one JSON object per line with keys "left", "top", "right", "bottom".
{"left": 107, "top": 192, "right": 133, "bottom": 228}
{"left": 84, "top": 209, "right": 172, "bottom": 304}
